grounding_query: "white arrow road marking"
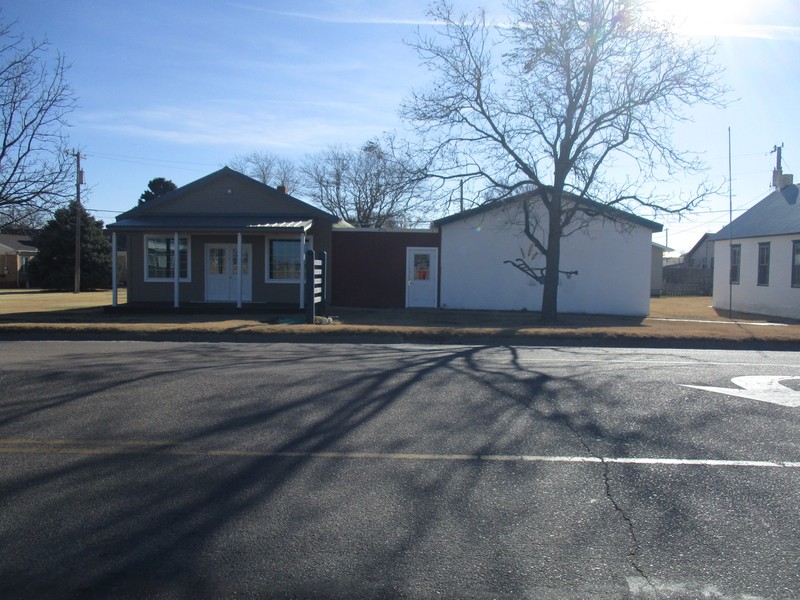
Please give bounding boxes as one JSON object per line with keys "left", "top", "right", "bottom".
{"left": 682, "top": 376, "right": 800, "bottom": 408}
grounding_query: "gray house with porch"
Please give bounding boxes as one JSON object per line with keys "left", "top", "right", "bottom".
{"left": 107, "top": 167, "right": 337, "bottom": 309}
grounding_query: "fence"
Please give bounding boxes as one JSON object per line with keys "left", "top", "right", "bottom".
{"left": 662, "top": 267, "right": 713, "bottom": 296}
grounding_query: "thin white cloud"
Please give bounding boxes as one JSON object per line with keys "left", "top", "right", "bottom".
{"left": 676, "top": 22, "right": 800, "bottom": 40}
{"left": 77, "top": 103, "right": 396, "bottom": 151}
{"left": 231, "top": 3, "right": 438, "bottom": 26}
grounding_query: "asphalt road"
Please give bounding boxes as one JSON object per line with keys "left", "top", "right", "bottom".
{"left": 0, "top": 341, "right": 798, "bottom": 599}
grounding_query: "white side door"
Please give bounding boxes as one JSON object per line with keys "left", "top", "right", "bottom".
{"left": 406, "top": 247, "right": 438, "bottom": 308}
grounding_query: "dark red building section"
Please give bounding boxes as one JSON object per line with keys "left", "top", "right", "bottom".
{"left": 331, "top": 229, "right": 440, "bottom": 308}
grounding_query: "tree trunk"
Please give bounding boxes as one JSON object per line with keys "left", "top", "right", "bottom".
{"left": 540, "top": 194, "right": 563, "bottom": 323}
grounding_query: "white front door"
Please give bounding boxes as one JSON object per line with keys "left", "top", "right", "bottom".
{"left": 206, "top": 244, "right": 252, "bottom": 302}
{"left": 406, "top": 247, "right": 438, "bottom": 308}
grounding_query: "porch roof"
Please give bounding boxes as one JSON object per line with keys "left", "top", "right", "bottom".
{"left": 108, "top": 215, "right": 314, "bottom": 233}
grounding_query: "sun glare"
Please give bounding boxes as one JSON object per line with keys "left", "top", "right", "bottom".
{"left": 643, "top": 0, "right": 757, "bottom": 37}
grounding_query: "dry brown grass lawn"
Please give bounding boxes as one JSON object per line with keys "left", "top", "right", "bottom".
{"left": 648, "top": 295, "right": 721, "bottom": 320}
{"left": 0, "top": 289, "right": 126, "bottom": 313}
{"left": 0, "top": 289, "right": 798, "bottom": 344}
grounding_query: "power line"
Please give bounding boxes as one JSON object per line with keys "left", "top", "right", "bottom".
{"left": 85, "top": 151, "right": 220, "bottom": 172}
{"left": 84, "top": 208, "right": 121, "bottom": 215}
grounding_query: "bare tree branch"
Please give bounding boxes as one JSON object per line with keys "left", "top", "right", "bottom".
{"left": 300, "top": 138, "right": 435, "bottom": 228}
{"left": 0, "top": 20, "right": 76, "bottom": 228}
{"left": 229, "top": 150, "right": 302, "bottom": 194}
{"left": 401, "top": 0, "right": 729, "bottom": 321}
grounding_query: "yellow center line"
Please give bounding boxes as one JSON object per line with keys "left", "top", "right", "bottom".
{"left": 0, "top": 438, "right": 798, "bottom": 468}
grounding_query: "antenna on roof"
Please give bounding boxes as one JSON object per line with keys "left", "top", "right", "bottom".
{"left": 728, "top": 128, "right": 733, "bottom": 319}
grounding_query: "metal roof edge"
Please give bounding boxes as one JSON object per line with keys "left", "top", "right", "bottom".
{"left": 433, "top": 191, "right": 663, "bottom": 232}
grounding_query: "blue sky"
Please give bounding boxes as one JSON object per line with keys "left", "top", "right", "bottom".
{"left": 4, "top": 0, "right": 800, "bottom": 253}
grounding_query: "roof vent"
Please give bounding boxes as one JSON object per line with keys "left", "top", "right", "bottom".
{"left": 277, "top": 185, "right": 287, "bottom": 194}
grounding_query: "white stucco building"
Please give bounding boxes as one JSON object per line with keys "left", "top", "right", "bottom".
{"left": 711, "top": 183, "right": 800, "bottom": 320}
{"left": 434, "top": 193, "right": 662, "bottom": 317}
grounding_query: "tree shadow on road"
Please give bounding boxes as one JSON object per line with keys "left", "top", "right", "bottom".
{"left": 0, "top": 343, "right": 795, "bottom": 598}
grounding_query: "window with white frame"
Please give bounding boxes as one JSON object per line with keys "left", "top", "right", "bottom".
{"left": 266, "top": 237, "right": 311, "bottom": 281}
{"left": 145, "top": 236, "right": 190, "bottom": 281}
{"left": 757, "top": 242, "right": 770, "bottom": 287}
{"left": 792, "top": 240, "right": 800, "bottom": 288}
{"left": 729, "top": 244, "right": 740, "bottom": 285}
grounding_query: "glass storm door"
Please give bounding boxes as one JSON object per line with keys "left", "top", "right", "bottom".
{"left": 406, "top": 247, "right": 438, "bottom": 308}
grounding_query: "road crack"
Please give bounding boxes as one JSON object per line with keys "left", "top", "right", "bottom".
{"left": 565, "top": 421, "right": 657, "bottom": 596}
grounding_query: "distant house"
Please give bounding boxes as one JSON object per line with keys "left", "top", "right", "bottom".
{"left": 433, "top": 192, "right": 662, "bottom": 317}
{"left": 710, "top": 183, "right": 800, "bottom": 320}
{"left": 661, "top": 233, "right": 714, "bottom": 295}
{"left": 0, "top": 233, "right": 37, "bottom": 288}
{"left": 107, "top": 167, "right": 338, "bottom": 308}
{"left": 684, "top": 232, "right": 715, "bottom": 269}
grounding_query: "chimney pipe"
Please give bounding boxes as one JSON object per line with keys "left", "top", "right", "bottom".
{"left": 277, "top": 185, "right": 287, "bottom": 194}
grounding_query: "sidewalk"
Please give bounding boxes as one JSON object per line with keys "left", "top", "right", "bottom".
{"left": 0, "top": 290, "right": 798, "bottom": 348}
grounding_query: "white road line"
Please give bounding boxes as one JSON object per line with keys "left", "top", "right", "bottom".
{"left": 647, "top": 317, "right": 788, "bottom": 327}
{"left": 0, "top": 440, "right": 798, "bottom": 468}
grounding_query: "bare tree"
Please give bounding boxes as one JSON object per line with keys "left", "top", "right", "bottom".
{"left": 301, "top": 145, "right": 352, "bottom": 220}
{"left": 300, "top": 139, "right": 430, "bottom": 228}
{"left": 402, "top": 0, "right": 728, "bottom": 321}
{"left": 0, "top": 20, "right": 76, "bottom": 228}
{"left": 229, "top": 150, "right": 301, "bottom": 193}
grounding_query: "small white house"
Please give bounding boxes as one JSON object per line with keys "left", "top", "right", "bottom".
{"left": 711, "top": 183, "right": 800, "bottom": 320}
{"left": 434, "top": 192, "right": 662, "bottom": 316}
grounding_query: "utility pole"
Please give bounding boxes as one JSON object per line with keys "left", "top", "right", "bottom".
{"left": 67, "top": 150, "right": 85, "bottom": 293}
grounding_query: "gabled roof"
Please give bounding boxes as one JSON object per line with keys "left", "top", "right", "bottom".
{"left": 685, "top": 233, "right": 712, "bottom": 257}
{"left": 433, "top": 190, "right": 662, "bottom": 232}
{"left": 110, "top": 167, "right": 337, "bottom": 230}
{"left": 711, "top": 184, "right": 800, "bottom": 241}
{"left": 0, "top": 233, "right": 37, "bottom": 254}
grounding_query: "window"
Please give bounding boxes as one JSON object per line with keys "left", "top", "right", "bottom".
{"left": 268, "top": 239, "right": 301, "bottom": 280}
{"left": 413, "top": 253, "right": 430, "bottom": 280}
{"left": 145, "top": 236, "right": 189, "bottom": 281}
{"left": 729, "top": 244, "right": 740, "bottom": 285}
{"left": 792, "top": 241, "right": 800, "bottom": 288}
{"left": 208, "top": 247, "right": 225, "bottom": 275}
{"left": 757, "top": 242, "right": 770, "bottom": 286}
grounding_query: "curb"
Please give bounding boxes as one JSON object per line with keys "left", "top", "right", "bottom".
{"left": 1, "top": 326, "right": 798, "bottom": 351}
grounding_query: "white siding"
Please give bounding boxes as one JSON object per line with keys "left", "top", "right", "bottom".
{"left": 439, "top": 203, "right": 654, "bottom": 316}
{"left": 713, "top": 235, "right": 800, "bottom": 320}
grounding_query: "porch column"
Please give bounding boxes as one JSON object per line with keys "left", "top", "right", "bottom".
{"left": 299, "top": 231, "right": 306, "bottom": 309}
{"left": 173, "top": 232, "right": 180, "bottom": 308}
{"left": 111, "top": 232, "right": 118, "bottom": 307}
{"left": 236, "top": 232, "right": 243, "bottom": 309}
